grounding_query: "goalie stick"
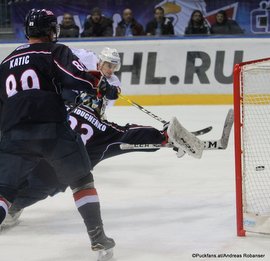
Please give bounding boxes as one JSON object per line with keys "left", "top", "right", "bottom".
{"left": 120, "top": 108, "right": 234, "bottom": 153}
{"left": 203, "top": 108, "right": 234, "bottom": 150}
{"left": 119, "top": 94, "right": 212, "bottom": 136}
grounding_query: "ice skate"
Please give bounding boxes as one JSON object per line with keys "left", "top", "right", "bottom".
{"left": 1, "top": 209, "right": 23, "bottom": 230}
{"left": 88, "top": 226, "right": 115, "bottom": 261}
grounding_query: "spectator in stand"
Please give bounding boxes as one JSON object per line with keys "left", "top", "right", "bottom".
{"left": 115, "top": 8, "right": 144, "bottom": 37}
{"left": 145, "top": 6, "right": 174, "bottom": 36}
{"left": 184, "top": 10, "right": 210, "bottom": 35}
{"left": 59, "top": 13, "right": 79, "bottom": 38}
{"left": 210, "top": 10, "right": 244, "bottom": 35}
{"left": 81, "top": 7, "right": 113, "bottom": 37}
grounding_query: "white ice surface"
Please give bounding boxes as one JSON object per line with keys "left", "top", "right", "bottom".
{"left": 1, "top": 105, "right": 269, "bottom": 261}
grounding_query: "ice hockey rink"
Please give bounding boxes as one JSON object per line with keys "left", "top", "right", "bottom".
{"left": 1, "top": 105, "right": 269, "bottom": 261}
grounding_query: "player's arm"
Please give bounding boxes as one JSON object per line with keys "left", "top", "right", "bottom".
{"left": 52, "top": 44, "right": 101, "bottom": 95}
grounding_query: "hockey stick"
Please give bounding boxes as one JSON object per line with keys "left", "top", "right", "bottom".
{"left": 118, "top": 94, "right": 168, "bottom": 124}
{"left": 203, "top": 108, "right": 234, "bottom": 150}
{"left": 118, "top": 94, "right": 212, "bottom": 136}
{"left": 120, "top": 109, "right": 234, "bottom": 152}
{"left": 66, "top": 100, "right": 85, "bottom": 115}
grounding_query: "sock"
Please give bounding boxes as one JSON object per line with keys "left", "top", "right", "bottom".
{"left": 161, "top": 130, "right": 169, "bottom": 145}
{"left": 73, "top": 188, "right": 103, "bottom": 231}
{"left": 0, "top": 197, "right": 9, "bottom": 224}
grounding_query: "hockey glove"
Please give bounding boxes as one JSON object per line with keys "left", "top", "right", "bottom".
{"left": 78, "top": 92, "right": 93, "bottom": 107}
{"left": 87, "top": 70, "right": 103, "bottom": 87}
{"left": 98, "top": 77, "right": 121, "bottom": 100}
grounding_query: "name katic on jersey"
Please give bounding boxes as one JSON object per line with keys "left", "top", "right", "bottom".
{"left": 73, "top": 108, "right": 107, "bottom": 131}
{"left": 9, "top": 55, "right": 30, "bottom": 69}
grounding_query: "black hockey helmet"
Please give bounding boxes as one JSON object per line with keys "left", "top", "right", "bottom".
{"left": 25, "top": 9, "right": 59, "bottom": 42}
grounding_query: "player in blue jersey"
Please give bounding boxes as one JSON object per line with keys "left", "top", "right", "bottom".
{"left": 0, "top": 9, "right": 119, "bottom": 259}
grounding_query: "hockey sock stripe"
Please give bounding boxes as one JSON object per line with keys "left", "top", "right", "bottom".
{"left": 0, "top": 197, "right": 9, "bottom": 216}
{"left": 75, "top": 195, "right": 100, "bottom": 208}
{"left": 73, "top": 189, "right": 99, "bottom": 208}
{"left": 73, "top": 188, "right": 98, "bottom": 200}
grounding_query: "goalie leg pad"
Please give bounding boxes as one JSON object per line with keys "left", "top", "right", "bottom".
{"left": 167, "top": 117, "right": 204, "bottom": 159}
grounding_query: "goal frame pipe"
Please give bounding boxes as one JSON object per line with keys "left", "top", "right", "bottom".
{"left": 233, "top": 63, "right": 245, "bottom": 237}
{"left": 233, "top": 57, "right": 270, "bottom": 236}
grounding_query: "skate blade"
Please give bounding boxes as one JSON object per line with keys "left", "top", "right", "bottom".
{"left": 97, "top": 248, "right": 114, "bottom": 261}
{"left": 0, "top": 220, "right": 20, "bottom": 232}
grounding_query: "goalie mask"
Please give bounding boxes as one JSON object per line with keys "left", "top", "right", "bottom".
{"left": 25, "top": 8, "right": 60, "bottom": 42}
{"left": 99, "top": 47, "right": 121, "bottom": 72}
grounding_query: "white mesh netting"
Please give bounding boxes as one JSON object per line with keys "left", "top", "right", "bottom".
{"left": 241, "top": 61, "right": 270, "bottom": 222}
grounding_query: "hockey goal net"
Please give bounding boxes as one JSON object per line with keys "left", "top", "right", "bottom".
{"left": 234, "top": 57, "right": 270, "bottom": 236}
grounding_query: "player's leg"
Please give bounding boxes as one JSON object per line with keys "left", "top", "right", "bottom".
{"left": 122, "top": 124, "right": 166, "bottom": 144}
{"left": 87, "top": 123, "right": 167, "bottom": 166}
{"left": 70, "top": 173, "right": 115, "bottom": 251}
{"left": 0, "top": 125, "right": 55, "bottom": 227}
{"left": 0, "top": 149, "right": 37, "bottom": 226}
{"left": 6, "top": 160, "right": 65, "bottom": 217}
{"left": 47, "top": 123, "right": 115, "bottom": 252}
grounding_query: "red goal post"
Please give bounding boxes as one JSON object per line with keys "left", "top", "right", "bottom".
{"left": 234, "top": 57, "right": 270, "bottom": 236}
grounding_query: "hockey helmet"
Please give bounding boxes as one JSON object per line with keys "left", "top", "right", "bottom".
{"left": 99, "top": 47, "right": 121, "bottom": 71}
{"left": 25, "top": 9, "right": 59, "bottom": 42}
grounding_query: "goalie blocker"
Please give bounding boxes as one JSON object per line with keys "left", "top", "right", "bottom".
{"left": 167, "top": 117, "right": 204, "bottom": 159}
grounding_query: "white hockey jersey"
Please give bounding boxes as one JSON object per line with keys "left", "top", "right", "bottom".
{"left": 71, "top": 48, "right": 121, "bottom": 110}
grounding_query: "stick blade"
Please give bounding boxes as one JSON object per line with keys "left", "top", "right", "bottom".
{"left": 203, "top": 108, "right": 234, "bottom": 150}
{"left": 220, "top": 108, "right": 234, "bottom": 149}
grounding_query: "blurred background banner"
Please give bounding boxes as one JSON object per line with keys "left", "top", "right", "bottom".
{"left": 9, "top": 0, "right": 267, "bottom": 40}
{"left": 10, "top": 0, "right": 159, "bottom": 39}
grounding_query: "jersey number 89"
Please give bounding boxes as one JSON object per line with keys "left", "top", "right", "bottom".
{"left": 6, "top": 69, "right": 40, "bottom": 97}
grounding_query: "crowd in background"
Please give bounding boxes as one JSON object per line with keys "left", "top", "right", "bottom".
{"left": 59, "top": 6, "right": 244, "bottom": 39}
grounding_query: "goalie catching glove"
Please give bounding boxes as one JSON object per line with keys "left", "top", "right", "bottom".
{"left": 97, "top": 77, "right": 121, "bottom": 100}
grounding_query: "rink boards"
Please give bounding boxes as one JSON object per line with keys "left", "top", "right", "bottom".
{"left": 1, "top": 36, "right": 270, "bottom": 105}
